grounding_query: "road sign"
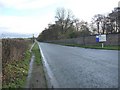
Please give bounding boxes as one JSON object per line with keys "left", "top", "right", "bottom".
{"left": 96, "top": 35, "right": 99, "bottom": 42}
{"left": 96, "top": 34, "right": 106, "bottom": 48}
{"left": 99, "top": 34, "right": 106, "bottom": 42}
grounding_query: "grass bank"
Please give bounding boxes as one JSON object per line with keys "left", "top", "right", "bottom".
{"left": 3, "top": 49, "right": 31, "bottom": 88}
{"left": 51, "top": 43, "right": 120, "bottom": 50}
{"left": 32, "top": 43, "right": 42, "bottom": 65}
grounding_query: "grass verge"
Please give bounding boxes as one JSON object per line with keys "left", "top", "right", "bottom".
{"left": 31, "top": 42, "right": 47, "bottom": 88}
{"left": 32, "top": 42, "right": 41, "bottom": 65}
{"left": 52, "top": 43, "right": 120, "bottom": 50}
{"left": 3, "top": 50, "right": 31, "bottom": 88}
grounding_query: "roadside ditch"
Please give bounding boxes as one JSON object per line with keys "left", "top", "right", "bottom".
{"left": 25, "top": 42, "right": 47, "bottom": 88}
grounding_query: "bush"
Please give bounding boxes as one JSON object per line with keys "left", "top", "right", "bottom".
{"left": 2, "top": 38, "right": 32, "bottom": 87}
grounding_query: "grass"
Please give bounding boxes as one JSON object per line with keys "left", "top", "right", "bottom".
{"left": 2, "top": 42, "right": 47, "bottom": 88}
{"left": 52, "top": 43, "right": 120, "bottom": 50}
{"left": 31, "top": 42, "right": 47, "bottom": 88}
{"left": 83, "top": 45, "right": 120, "bottom": 50}
{"left": 32, "top": 42, "right": 42, "bottom": 65}
{"left": 3, "top": 50, "right": 31, "bottom": 88}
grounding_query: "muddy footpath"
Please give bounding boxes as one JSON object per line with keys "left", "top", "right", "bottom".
{"left": 25, "top": 43, "right": 47, "bottom": 88}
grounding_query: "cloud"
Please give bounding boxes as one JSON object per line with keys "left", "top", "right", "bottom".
{"left": 118, "top": 1, "right": 120, "bottom": 7}
{"left": 0, "top": 0, "right": 59, "bottom": 10}
{"left": 63, "top": 0, "right": 119, "bottom": 22}
{"left": 0, "top": 0, "right": 25, "bottom": 8}
{"left": 0, "top": 14, "right": 54, "bottom": 34}
{"left": 0, "top": 0, "right": 119, "bottom": 38}
{"left": 0, "top": 0, "right": 57, "bottom": 36}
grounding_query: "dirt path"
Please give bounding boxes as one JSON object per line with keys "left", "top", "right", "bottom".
{"left": 25, "top": 48, "right": 47, "bottom": 88}
{"left": 28, "top": 59, "right": 47, "bottom": 88}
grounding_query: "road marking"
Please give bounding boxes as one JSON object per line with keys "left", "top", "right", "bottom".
{"left": 38, "top": 42, "right": 59, "bottom": 88}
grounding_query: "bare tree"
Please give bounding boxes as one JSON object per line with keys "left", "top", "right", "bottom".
{"left": 74, "top": 18, "right": 80, "bottom": 31}
{"left": 92, "top": 14, "right": 104, "bottom": 34}
{"left": 55, "top": 8, "right": 75, "bottom": 33}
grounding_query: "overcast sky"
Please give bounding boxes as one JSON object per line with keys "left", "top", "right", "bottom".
{"left": 0, "top": 0, "right": 119, "bottom": 37}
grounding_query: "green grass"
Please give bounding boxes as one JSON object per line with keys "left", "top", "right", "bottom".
{"left": 83, "top": 45, "right": 120, "bottom": 50}
{"left": 3, "top": 50, "right": 31, "bottom": 88}
{"left": 31, "top": 42, "right": 47, "bottom": 88}
{"left": 32, "top": 42, "right": 41, "bottom": 65}
{"left": 52, "top": 43, "right": 120, "bottom": 50}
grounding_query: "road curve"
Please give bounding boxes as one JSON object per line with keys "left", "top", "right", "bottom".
{"left": 38, "top": 42, "right": 118, "bottom": 88}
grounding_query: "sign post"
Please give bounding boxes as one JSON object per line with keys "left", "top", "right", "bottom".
{"left": 102, "top": 43, "right": 104, "bottom": 48}
{"left": 33, "top": 34, "right": 35, "bottom": 43}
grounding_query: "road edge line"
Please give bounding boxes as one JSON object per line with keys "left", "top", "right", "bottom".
{"left": 37, "top": 41, "right": 59, "bottom": 88}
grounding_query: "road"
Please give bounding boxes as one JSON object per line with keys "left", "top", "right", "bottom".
{"left": 38, "top": 42, "right": 118, "bottom": 88}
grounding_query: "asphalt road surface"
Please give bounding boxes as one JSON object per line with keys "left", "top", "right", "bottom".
{"left": 38, "top": 42, "right": 118, "bottom": 88}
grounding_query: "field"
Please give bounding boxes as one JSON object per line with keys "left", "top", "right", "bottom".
{"left": 0, "top": 39, "right": 2, "bottom": 89}
{"left": 0, "top": 39, "right": 1, "bottom": 55}
{"left": 2, "top": 39, "right": 31, "bottom": 68}
{"left": 2, "top": 38, "right": 32, "bottom": 88}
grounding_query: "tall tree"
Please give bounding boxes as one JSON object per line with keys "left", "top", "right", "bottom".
{"left": 109, "top": 7, "right": 120, "bottom": 33}
{"left": 92, "top": 14, "right": 104, "bottom": 34}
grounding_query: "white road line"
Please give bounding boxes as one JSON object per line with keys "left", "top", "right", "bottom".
{"left": 38, "top": 42, "right": 59, "bottom": 88}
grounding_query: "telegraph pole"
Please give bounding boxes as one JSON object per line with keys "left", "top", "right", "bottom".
{"left": 33, "top": 34, "right": 34, "bottom": 43}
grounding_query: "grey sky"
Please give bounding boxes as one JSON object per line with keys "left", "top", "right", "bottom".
{"left": 0, "top": 0, "right": 119, "bottom": 37}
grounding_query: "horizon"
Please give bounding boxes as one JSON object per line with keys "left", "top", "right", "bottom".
{"left": 0, "top": 32, "right": 38, "bottom": 38}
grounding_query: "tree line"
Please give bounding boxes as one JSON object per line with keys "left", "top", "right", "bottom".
{"left": 37, "top": 7, "right": 120, "bottom": 42}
